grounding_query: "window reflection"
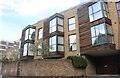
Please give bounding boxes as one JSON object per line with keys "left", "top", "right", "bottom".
{"left": 88, "top": 0, "right": 109, "bottom": 22}
{"left": 69, "top": 34, "right": 77, "bottom": 51}
{"left": 68, "top": 17, "right": 75, "bottom": 31}
{"left": 91, "top": 23, "right": 114, "bottom": 45}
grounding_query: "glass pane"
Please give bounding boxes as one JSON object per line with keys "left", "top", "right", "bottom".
{"left": 69, "top": 24, "right": 75, "bottom": 31}
{"left": 58, "top": 45, "right": 64, "bottom": 51}
{"left": 89, "top": 6, "right": 93, "bottom": 15}
{"left": 116, "top": 2, "right": 120, "bottom": 10}
{"left": 107, "top": 24, "right": 113, "bottom": 34}
{"left": 108, "top": 35, "right": 114, "bottom": 44}
{"left": 91, "top": 27, "right": 95, "bottom": 37}
{"left": 58, "top": 18, "right": 63, "bottom": 26}
{"left": 28, "top": 44, "right": 33, "bottom": 56}
{"left": 95, "top": 24, "right": 105, "bottom": 36}
{"left": 89, "top": 14, "right": 94, "bottom": 22}
{"left": 97, "top": 34, "right": 108, "bottom": 44}
{"left": 39, "top": 28, "right": 43, "bottom": 39}
{"left": 25, "top": 29, "right": 29, "bottom": 40}
{"left": 51, "top": 26, "right": 56, "bottom": 32}
{"left": 94, "top": 10, "right": 103, "bottom": 20}
{"left": 69, "top": 17, "right": 75, "bottom": 24}
{"left": 58, "top": 36, "right": 64, "bottom": 44}
{"left": 52, "top": 36, "right": 56, "bottom": 45}
{"left": 30, "top": 28, "right": 35, "bottom": 34}
{"left": 58, "top": 26, "right": 63, "bottom": 32}
{"left": 93, "top": 1, "right": 101, "bottom": 13}
{"left": 49, "top": 45, "right": 56, "bottom": 52}
{"left": 92, "top": 37, "right": 98, "bottom": 45}
{"left": 50, "top": 18, "right": 56, "bottom": 27}
{"left": 104, "top": 11, "right": 109, "bottom": 18}
{"left": 103, "top": 2, "right": 108, "bottom": 12}
{"left": 69, "top": 43, "right": 76, "bottom": 51}
{"left": 49, "top": 38, "right": 52, "bottom": 46}
{"left": 23, "top": 44, "right": 27, "bottom": 56}
{"left": 118, "top": 11, "right": 120, "bottom": 18}
{"left": 69, "top": 35, "right": 76, "bottom": 43}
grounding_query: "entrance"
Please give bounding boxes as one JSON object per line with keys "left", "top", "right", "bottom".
{"left": 96, "top": 55, "right": 118, "bottom": 74}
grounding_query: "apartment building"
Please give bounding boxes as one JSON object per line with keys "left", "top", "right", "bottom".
{"left": 20, "top": 0, "right": 120, "bottom": 75}
{"left": 0, "top": 40, "right": 19, "bottom": 59}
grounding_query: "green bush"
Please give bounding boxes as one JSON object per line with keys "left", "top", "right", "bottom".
{"left": 67, "top": 56, "right": 88, "bottom": 69}
{"left": 2, "top": 57, "right": 9, "bottom": 63}
{"left": 2, "top": 57, "right": 14, "bottom": 63}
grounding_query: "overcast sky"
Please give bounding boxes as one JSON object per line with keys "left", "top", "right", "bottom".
{"left": 0, "top": 0, "right": 89, "bottom": 41}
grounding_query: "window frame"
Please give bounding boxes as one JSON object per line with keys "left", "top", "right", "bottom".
{"left": 88, "top": 0, "right": 109, "bottom": 22}
{"left": 68, "top": 34, "right": 77, "bottom": 52}
{"left": 68, "top": 17, "right": 76, "bottom": 31}
{"left": 90, "top": 23, "right": 114, "bottom": 46}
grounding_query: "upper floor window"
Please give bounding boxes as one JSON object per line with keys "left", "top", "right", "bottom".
{"left": 116, "top": 2, "right": 120, "bottom": 17}
{"left": 91, "top": 23, "right": 114, "bottom": 46}
{"left": 69, "top": 34, "right": 77, "bottom": 51}
{"left": 49, "top": 18, "right": 56, "bottom": 33}
{"left": 38, "top": 28, "right": 43, "bottom": 39}
{"left": 68, "top": 17, "right": 75, "bottom": 31}
{"left": 88, "top": 0, "right": 109, "bottom": 22}
{"left": 49, "top": 17, "right": 64, "bottom": 33}
{"left": 25, "top": 28, "right": 35, "bottom": 40}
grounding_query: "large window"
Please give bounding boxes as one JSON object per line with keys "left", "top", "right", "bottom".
{"left": 25, "top": 28, "right": 35, "bottom": 40}
{"left": 69, "top": 34, "right": 77, "bottom": 51}
{"left": 49, "top": 18, "right": 56, "bottom": 33}
{"left": 91, "top": 23, "right": 114, "bottom": 46}
{"left": 38, "top": 28, "right": 43, "bottom": 39}
{"left": 49, "top": 36, "right": 56, "bottom": 52}
{"left": 68, "top": 17, "right": 75, "bottom": 31}
{"left": 88, "top": 0, "right": 109, "bottom": 22}
{"left": 49, "top": 17, "right": 64, "bottom": 33}
{"left": 23, "top": 43, "right": 33, "bottom": 56}
{"left": 116, "top": 2, "right": 120, "bottom": 18}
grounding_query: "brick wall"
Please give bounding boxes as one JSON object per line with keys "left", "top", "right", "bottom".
{"left": 1, "top": 59, "right": 86, "bottom": 76}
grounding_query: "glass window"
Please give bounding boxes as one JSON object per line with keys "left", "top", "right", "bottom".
{"left": 88, "top": 0, "right": 109, "bottom": 22}
{"left": 58, "top": 45, "right": 64, "bottom": 51}
{"left": 28, "top": 43, "right": 33, "bottom": 55}
{"left": 25, "top": 29, "right": 29, "bottom": 40}
{"left": 23, "top": 43, "right": 27, "bottom": 56}
{"left": 58, "top": 36, "right": 64, "bottom": 44}
{"left": 38, "top": 28, "right": 43, "bottom": 39}
{"left": 29, "top": 28, "right": 35, "bottom": 40}
{"left": 68, "top": 17, "right": 75, "bottom": 31}
{"left": 93, "top": 1, "right": 101, "bottom": 12}
{"left": 116, "top": 2, "right": 120, "bottom": 17}
{"left": 58, "top": 26, "right": 63, "bottom": 32}
{"left": 94, "top": 11, "right": 103, "bottom": 21}
{"left": 58, "top": 18, "right": 63, "bottom": 26}
{"left": 49, "top": 36, "right": 56, "bottom": 52}
{"left": 69, "top": 34, "right": 77, "bottom": 51}
{"left": 91, "top": 23, "right": 114, "bottom": 46}
{"left": 49, "top": 18, "right": 56, "bottom": 33}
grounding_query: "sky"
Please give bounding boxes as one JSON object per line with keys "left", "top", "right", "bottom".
{"left": 0, "top": 0, "right": 89, "bottom": 41}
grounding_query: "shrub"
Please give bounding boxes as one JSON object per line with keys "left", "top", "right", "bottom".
{"left": 67, "top": 56, "right": 87, "bottom": 69}
{"left": 2, "top": 56, "right": 9, "bottom": 63}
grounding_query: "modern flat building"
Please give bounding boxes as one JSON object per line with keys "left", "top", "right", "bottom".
{"left": 20, "top": 0, "right": 120, "bottom": 75}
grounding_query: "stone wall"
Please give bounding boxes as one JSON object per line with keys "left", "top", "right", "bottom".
{"left": 1, "top": 59, "right": 86, "bottom": 76}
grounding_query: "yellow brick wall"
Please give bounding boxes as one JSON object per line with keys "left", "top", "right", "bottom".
{"left": 108, "top": 2, "right": 120, "bottom": 50}
{"left": 63, "top": 8, "right": 80, "bottom": 58}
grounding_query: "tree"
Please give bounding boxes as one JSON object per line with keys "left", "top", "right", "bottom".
{"left": 29, "top": 38, "right": 50, "bottom": 76}
{"left": 29, "top": 38, "right": 50, "bottom": 58}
